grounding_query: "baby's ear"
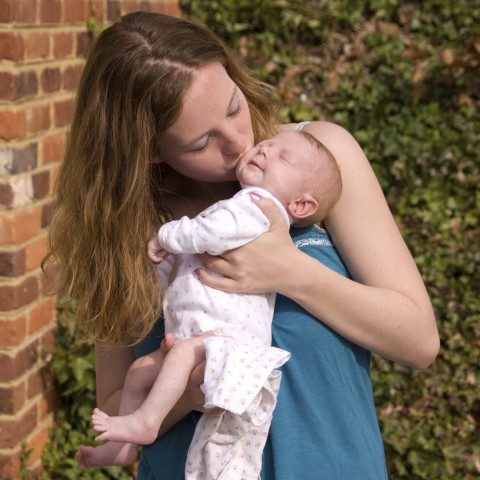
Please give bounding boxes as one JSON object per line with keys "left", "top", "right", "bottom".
{"left": 286, "top": 195, "right": 318, "bottom": 221}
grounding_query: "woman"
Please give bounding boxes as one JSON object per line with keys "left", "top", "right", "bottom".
{"left": 45, "top": 11, "right": 439, "bottom": 479}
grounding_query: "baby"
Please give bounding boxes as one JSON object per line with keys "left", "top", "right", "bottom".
{"left": 77, "top": 130, "right": 342, "bottom": 479}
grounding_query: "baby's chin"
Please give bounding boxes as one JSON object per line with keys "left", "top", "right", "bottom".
{"left": 238, "top": 179, "right": 258, "bottom": 190}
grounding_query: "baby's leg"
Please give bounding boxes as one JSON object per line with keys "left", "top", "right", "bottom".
{"left": 94, "top": 336, "right": 207, "bottom": 445}
{"left": 77, "top": 344, "right": 170, "bottom": 468}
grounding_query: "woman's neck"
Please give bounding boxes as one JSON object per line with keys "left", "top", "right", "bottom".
{"left": 163, "top": 170, "right": 240, "bottom": 218}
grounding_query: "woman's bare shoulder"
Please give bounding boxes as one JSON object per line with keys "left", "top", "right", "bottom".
{"left": 279, "top": 121, "right": 356, "bottom": 145}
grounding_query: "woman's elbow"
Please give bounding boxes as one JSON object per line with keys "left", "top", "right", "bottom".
{"left": 409, "top": 326, "right": 440, "bottom": 369}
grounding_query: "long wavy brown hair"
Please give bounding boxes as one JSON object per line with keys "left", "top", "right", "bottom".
{"left": 43, "top": 12, "right": 279, "bottom": 346}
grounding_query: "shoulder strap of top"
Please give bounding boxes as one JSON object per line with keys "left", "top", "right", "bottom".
{"left": 295, "top": 121, "right": 311, "bottom": 132}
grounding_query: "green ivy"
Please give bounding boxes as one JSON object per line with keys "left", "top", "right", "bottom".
{"left": 42, "top": 304, "right": 133, "bottom": 479}
{"left": 46, "top": 1, "right": 479, "bottom": 478}
{"left": 179, "top": 0, "right": 480, "bottom": 478}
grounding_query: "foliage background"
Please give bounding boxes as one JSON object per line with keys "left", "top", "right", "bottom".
{"left": 43, "top": 0, "right": 479, "bottom": 478}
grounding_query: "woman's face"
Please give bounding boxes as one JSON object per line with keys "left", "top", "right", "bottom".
{"left": 161, "top": 62, "right": 254, "bottom": 182}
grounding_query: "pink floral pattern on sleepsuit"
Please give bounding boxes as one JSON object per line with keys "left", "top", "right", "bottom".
{"left": 157, "top": 187, "right": 291, "bottom": 480}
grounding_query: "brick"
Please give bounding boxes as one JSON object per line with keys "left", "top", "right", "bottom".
{"left": 0, "top": 110, "right": 27, "bottom": 141}
{"left": 107, "top": 0, "right": 121, "bottom": 21}
{"left": 28, "top": 103, "right": 51, "bottom": 135}
{"left": 0, "top": 71, "right": 15, "bottom": 100}
{"left": 0, "top": 249, "right": 26, "bottom": 277}
{"left": 50, "top": 162, "right": 59, "bottom": 183}
{"left": 38, "top": 387, "right": 60, "bottom": 421}
{"left": 63, "top": 63, "right": 83, "bottom": 90}
{"left": 0, "top": 405, "right": 37, "bottom": 449}
{"left": 0, "top": 339, "right": 39, "bottom": 381}
{"left": 0, "top": 32, "right": 25, "bottom": 61}
{"left": 15, "top": 70, "right": 38, "bottom": 100}
{"left": 76, "top": 31, "right": 91, "bottom": 57}
{"left": 41, "top": 201, "right": 53, "bottom": 229}
{"left": 154, "top": 1, "right": 182, "bottom": 16}
{"left": 139, "top": 1, "right": 150, "bottom": 11}
{"left": 0, "top": 182, "right": 14, "bottom": 207}
{"left": 64, "top": 0, "right": 87, "bottom": 22}
{"left": 41, "top": 67, "right": 61, "bottom": 93}
{"left": 0, "top": 69, "right": 37, "bottom": 103}
{"left": 40, "top": 325, "right": 56, "bottom": 357}
{"left": 40, "top": 0, "right": 61, "bottom": 23}
{"left": 0, "top": 0, "right": 14, "bottom": 22}
{"left": 54, "top": 98, "right": 73, "bottom": 126}
{"left": 0, "top": 450, "right": 21, "bottom": 480}
{"left": 0, "top": 144, "right": 38, "bottom": 175}
{"left": 0, "top": 275, "right": 39, "bottom": 311}
{"left": 41, "top": 132, "right": 64, "bottom": 164}
{"left": 0, "top": 381, "right": 26, "bottom": 414}
{"left": 122, "top": 1, "right": 140, "bottom": 14}
{"left": 27, "top": 364, "right": 53, "bottom": 400}
{"left": 28, "top": 296, "right": 55, "bottom": 334}
{"left": 13, "top": 0, "right": 37, "bottom": 23}
{"left": 25, "top": 32, "right": 50, "bottom": 60}
{"left": 26, "top": 424, "right": 51, "bottom": 465}
{"left": 1, "top": 0, "right": 38, "bottom": 24}
{"left": 0, "top": 314, "right": 27, "bottom": 347}
{"left": 25, "top": 233, "right": 48, "bottom": 271}
{"left": 11, "top": 143, "right": 38, "bottom": 174}
{"left": 53, "top": 32, "right": 74, "bottom": 58}
{"left": 31, "top": 170, "right": 50, "bottom": 200}
{"left": 0, "top": 206, "right": 42, "bottom": 246}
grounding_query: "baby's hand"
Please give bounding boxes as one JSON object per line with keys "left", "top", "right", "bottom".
{"left": 147, "top": 236, "right": 169, "bottom": 263}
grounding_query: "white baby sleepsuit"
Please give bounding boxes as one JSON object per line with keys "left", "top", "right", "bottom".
{"left": 157, "top": 187, "right": 291, "bottom": 479}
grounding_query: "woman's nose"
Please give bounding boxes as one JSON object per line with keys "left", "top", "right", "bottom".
{"left": 222, "top": 128, "right": 248, "bottom": 156}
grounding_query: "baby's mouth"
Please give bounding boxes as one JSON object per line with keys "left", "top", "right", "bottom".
{"left": 248, "top": 158, "right": 263, "bottom": 170}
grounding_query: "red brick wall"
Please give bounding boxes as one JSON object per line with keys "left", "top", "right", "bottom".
{"left": 0, "top": 1, "right": 180, "bottom": 477}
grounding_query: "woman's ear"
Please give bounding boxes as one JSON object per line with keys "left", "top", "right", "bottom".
{"left": 286, "top": 195, "right": 318, "bottom": 221}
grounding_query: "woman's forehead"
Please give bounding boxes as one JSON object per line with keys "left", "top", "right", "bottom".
{"left": 164, "top": 63, "right": 237, "bottom": 145}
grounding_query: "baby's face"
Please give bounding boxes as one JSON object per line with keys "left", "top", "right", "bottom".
{"left": 236, "top": 131, "right": 314, "bottom": 203}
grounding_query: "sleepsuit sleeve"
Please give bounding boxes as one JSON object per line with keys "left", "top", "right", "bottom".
{"left": 157, "top": 188, "right": 276, "bottom": 255}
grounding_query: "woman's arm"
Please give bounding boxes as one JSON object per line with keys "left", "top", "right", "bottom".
{"left": 197, "top": 121, "right": 439, "bottom": 368}
{"left": 95, "top": 343, "right": 137, "bottom": 416}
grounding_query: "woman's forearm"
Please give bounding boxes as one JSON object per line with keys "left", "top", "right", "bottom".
{"left": 281, "top": 248, "right": 439, "bottom": 368}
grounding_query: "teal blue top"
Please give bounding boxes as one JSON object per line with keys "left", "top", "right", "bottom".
{"left": 135, "top": 226, "right": 388, "bottom": 479}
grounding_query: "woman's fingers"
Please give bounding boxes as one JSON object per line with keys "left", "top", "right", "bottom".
{"left": 251, "top": 195, "right": 287, "bottom": 228}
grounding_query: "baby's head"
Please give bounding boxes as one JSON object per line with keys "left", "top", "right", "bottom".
{"left": 236, "top": 130, "right": 342, "bottom": 226}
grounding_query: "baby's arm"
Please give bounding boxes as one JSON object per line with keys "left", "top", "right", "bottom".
{"left": 158, "top": 189, "right": 283, "bottom": 255}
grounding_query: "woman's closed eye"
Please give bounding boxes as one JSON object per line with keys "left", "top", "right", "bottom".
{"left": 192, "top": 136, "right": 211, "bottom": 153}
{"left": 191, "top": 104, "right": 242, "bottom": 154}
{"left": 228, "top": 103, "right": 242, "bottom": 118}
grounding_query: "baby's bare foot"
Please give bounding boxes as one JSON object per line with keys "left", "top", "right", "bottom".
{"left": 93, "top": 409, "right": 159, "bottom": 445}
{"left": 92, "top": 408, "right": 110, "bottom": 432}
{"left": 76, "top": 442, "right": 138, "bottom": 468}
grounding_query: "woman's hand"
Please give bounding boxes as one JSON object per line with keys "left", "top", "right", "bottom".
{"left": 196, "top": 195, "right": 300, "bottom": 295}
